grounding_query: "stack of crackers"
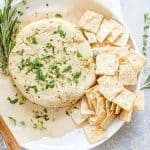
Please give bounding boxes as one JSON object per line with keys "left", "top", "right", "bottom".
{"left": 68, "top": 10, "right": 146, "bottom": 144}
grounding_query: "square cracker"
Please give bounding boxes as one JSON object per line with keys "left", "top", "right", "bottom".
{"left": 113, "top": 88, "right": 136, "bottom": 111}
{"left": 127, "top": 52, "right": 147, "bottom": 72}
{"left": 105, "top": 101, "right": 111, "bottom": 116}
{"left": 68, "top": 102, "right": 88, "bottom": 125}
{"left": 107, "top": 19, "right": 123, "bottom": 43}
{"left": 96, "top": 54, "right": 119, "bottom": 75}
{"left": 97, "top": 19, "right": 113, "bottom": 43}
{"left": 86, "top": 85, "right": 102, "bottom": 109}
{"left": 115, "top": 105, "right": 121, "bottom": 114}
{"left": 84, "top": 31, "right": 97, "bottom": 44}
{"left": 113, "top": 29, "right": 129, "bottom": 46}
{"left": 120, "top": 109, "right": 133, "bottom": 122}
{"left": 109, "top": 19, "right": 123, "bottom": 29}
{"left": 79, "top": 10, "right": 103, "bottom": 33}
{"left": 88, "top": 109, "right": 106, "bottom": 126}
{"left": 98, "top": 76, "right": 124, "bottom": 101}
{"left": 100, "top": 111, "right": 116, "bottom": 129}
{"left": 93, "top": 46, "right": 129, "bottom": 60}
{"left": 83, "top": 124, "right": 107, "bottom": 144}
{"left": 107, "top": 28, "right": 122, "bottom": 43}
{"left": 119, "top": 64, "right": 138, "bottom": 85}
{"left": 96, "top": 96, "right": 106, "bottom": 115}
{"left": 110, "top": 103, "right": 116, "bottom": 111}
{"left": 80, "top": 96, "right": 95, "bottom": 115}
{"left": 133, "top": 90, "right": 144, "bottom": 111}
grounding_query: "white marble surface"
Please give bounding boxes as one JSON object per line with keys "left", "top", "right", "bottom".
{"left": 0, "top": 0, "right": 150, "bottom": 150}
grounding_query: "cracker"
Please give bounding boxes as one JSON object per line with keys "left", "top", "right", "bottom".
{"left": 98, "top": 76, "right": 124, "bottom": 101}
{"left": 88, "top": 109, "right": 107, "bottom": 126}
{"left": 84, "top": 31, "right": 97, "bottom": 44}
{"left": 129, "top": 48, "right": 135, "bottom": 53}
{"left": 96, "top": 96, "right": 106, "bottom": 114}
{"left": 81, "top": 96, "right": 95, "bottom": 115}
{"left": 100, "top": 111, "right": 116, "bottom": 129}
{"left": 86, "top": 86, "right": 97, "bottom": 109}
{"left": 86, "top": 85, "right": 102, "bottom": 109}
{"left": 109, "top": 19, "right": 123, "bottom": 29}
{"left": 83, "top": 124, "right": 107, "bottom": 144}
{"left": 97, "top": 19, "right": 113, "bottom": 43}
{"left": 107, "top": 19, "right": 123, "bottom": 43}
{"left": 91, "top": 99, "right": 97, "bottom": 111}
{"left": 107, "top": 28, "right": 122, "bottom": 43}
{"left": 105, "top": 101, "right": 111, "bottom": 116}
{"left": 127, "top": 52, "right": 147, "bottom": 72}
{"left": 68, "top": 102, "right": 88, "bottom": 125}
{"left": 133, "top": 90, "right": 144, "bottom": 111}
{"left": 119, "top": 64, "right": 138, "bottom": 85}
{"left": 115, "top": 105, "right": 121, "bottom": 114}
{"left": 113, "top": 88, "right": 136, "bottom": 111}
{"left": 120, "top": 109, "right": 132, "bottom": 122}
{"left": 79, "top": 10, "right": 103, "bottom": 33}
{"left": 93, "top": 46, "right": 129, "bottom": 60}
{"left": 96, "top": 54, "right": 119, "bottom": 75}
{"left": 113, "top": 29, "right": 129, "bottom": 46}
{"left": 110, "top": 103, "right": 116, "bottom": 111}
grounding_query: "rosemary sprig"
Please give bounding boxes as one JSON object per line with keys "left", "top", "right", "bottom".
{"left": 142, "top": 13, "right": 150, "bottom": 56}
{"left": 141, "top": 75, "right": 150, "bottom": 89}
{"left": 142, "top": 12, "right": 150, "bottom": 89}
{"left": 0, "top": 0, "right": 18, "bottom": 74}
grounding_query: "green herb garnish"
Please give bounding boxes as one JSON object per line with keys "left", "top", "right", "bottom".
{"left": 72, "top": 71, "right": 82, "bottom": 84}
{"left": 76, "top": 51, "right": 83, "bottom": 58}
{"left": 17, "top": 10, "right": 23, "bottom": 16}
{"left": 50, "top": 63, "right": 61, "bottom": 78}
{"left": 19, "top": 58, "right": 45, "bottom": 81}
{"left": 32, "top": 120, "right": 45, "bottom": 130}
{"left": 31, "top": 36, "right": 38, "bottom": 44}
{"left": 142, "top": 13, "right": 150, "bottom": 56}
{"left": 141, "top": 12, "right": 150, "bottom": 89}
{"left": 0, "top": 0, "right": 19, "bottom": 74}
{"left": 93, "top": 51, "right": 99, "bottom": 59}
{"left": 9, "top": 117, "right": 16, "bottom": 125}
{"left": 55, "top": 13, "right": 62, "bottom": 18}
{"left": 35, "top": 114, "right": 49, "bottom": 120}
{"left": 31, "top": 108, "right": 50, "bottom": 130}
{"left": 19, "top": 121, "right": 26, "bottom": 126}
{"left": 62, "top": 65, "right": 72, "bottom": 73}
{"left": 16, "top": 49, "right": 25, "bottom": 55}
{"left": 19, "top": 96, "right": 26, "bottom": 105}
{"left": 36, "top": 69, "right": 45, "bottom": 81}
{"left": 25, "top": 85, "right": 38, "bottom": 93}
{"left": 22, "top": 0, "right": 27, "bottom": 5}
{"left": 65, "top": 111, "right": 69, "bottom": 116}
{"left": 141, "top": 75, "right": 150, "bottom": 89}
{"left": 7, "top": 97, "right": 18, "bottom": 104}
{"left": 44, "top": 108, "right": 47, "bottom": 113}
{"left": 46, "top": 42, "right": 55, "bottom": 53}
{"left": 53, "top": 26, "right": 66, "bottom": 38}
{"left": 73, "top": 71, "right": 81, "bottom": 79}
{"left": 45, "top": 80, "right": 55, "bottom": 89}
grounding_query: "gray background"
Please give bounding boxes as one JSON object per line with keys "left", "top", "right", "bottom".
{"left": 0, "top": 0, "right": 150, "bottom": 149}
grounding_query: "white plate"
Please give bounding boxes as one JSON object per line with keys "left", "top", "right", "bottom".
{"left": 1, "top": 0, "right": 141, "bottom": 150}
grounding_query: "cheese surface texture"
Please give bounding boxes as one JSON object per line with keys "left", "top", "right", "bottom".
{"left": 9, "top": 19, "right": 95, "bottom": 107}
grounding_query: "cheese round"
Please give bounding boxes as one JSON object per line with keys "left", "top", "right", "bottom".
{"left": 9, "top": 18, "right": 95, "bottom": 107}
